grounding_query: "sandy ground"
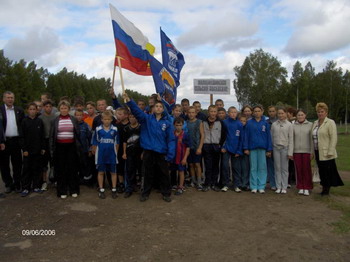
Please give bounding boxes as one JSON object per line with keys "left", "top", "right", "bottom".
{"left": 0, "top": 173, "right": 349, "bottom": 262}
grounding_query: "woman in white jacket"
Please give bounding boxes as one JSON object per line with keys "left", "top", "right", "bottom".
{"left": 271, "top": 108, "right": 293, "bottom": 194}
{"left": 312, "top": 103, "right": 343, "bottom": 196}
{"left": 293, "top": 109, "right": 313, "bottom": 196}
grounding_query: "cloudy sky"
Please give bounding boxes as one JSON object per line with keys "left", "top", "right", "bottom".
{"left": 1, "top": 0, "right": 350, "bottom": 108}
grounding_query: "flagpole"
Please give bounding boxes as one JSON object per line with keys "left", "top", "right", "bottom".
{"left": 111, "top": 54, "right": 117, "bottom": 92}
{"left": 116, "top": 55, "right": 126, "bottom": 94}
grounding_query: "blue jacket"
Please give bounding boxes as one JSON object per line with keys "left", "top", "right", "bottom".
{"left": 222, "top": 118, "right": 243, "bottom": 155}
{"left": 78, "top": 121, "right": 91, "bottom": 153}
{"left": 126, "top": 100, "right": 176, "bottom": 161}
{"left": 243, "top": 117, "right": 272, "bottom": 151}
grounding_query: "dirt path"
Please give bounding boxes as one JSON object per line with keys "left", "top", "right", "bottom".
{"left": 1, "top": 175, "right": 349, "bottom": 262}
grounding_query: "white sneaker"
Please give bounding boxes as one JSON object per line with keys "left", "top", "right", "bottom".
{"left": 251, "top": 189, "right": 257, "bottom": 193}
{"left": 258, "top": 189, "right": 265, "bottom": 194}
{"left": 281, "top": 189, "right": 287, "bottom": 194}
{"left": 234, "top": 187, "right": 242, "bottom": 193}
{"left": 303, "top": 190, "right": 310, "bottom": 196}
{"left": 221, "top": 186, "right": 229, "bottom": 192}
{"left": 275, "top": 189, "right": 281, "bottom": 194}
{"left": 72, "top": 193, "right": 78, "bottom": 198}
{"left": 41, "top": 182, "right": 48, "bottom": 191}
{"left": 60, "top": 195, "right": 67, "bottom": 199}
{"left": 298, "top": 189, "right": 304, "bottom": 195}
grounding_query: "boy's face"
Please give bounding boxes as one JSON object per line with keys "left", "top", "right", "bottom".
{"left": 217, "top": 110, "right": 226, "bottom": 120}
{"left": 253, "top": 108, "right": 263, "bottom": 118}
{"left": 75, "top": 104, "right": 84, "bottom": 111}
{"left": 44, "top": 104, "right": 53, "bottom": 114}
{"left": 174, "top": 122, "right": 183, "bottom": 132}
{"left": 268, "top": 107, "right": 276, "bottom": 118}
{"left": 102, "top": 116, "right": 112, "bottom": 127}
{"left": 243, "top": 107, "right": 252, "bottom": 117}
{"left": 149, "top": 98, "right": 155, "bottom": 106}
{"left": 208, "top": 108, "right": 217, "bottom": 119}
{"left": 228, "top": 109, "right": 237, "bottom": 119}
{"left": 240, "top": 117, "right": 247, "bottom": 126}
{"left": 116, "top": 111, "right": 128, "bottom": 121}
{"left": 28, "top": 106, "right": 37, "bottom": 118}
{"left": 154, "top": 103, "right": 164, "bottom": 114}
{"left": 137, "top": 101, "right": 146, "bottom": 110}
{"left": 193, "top": 103, "right": 201, "bottom": 113}
{"left": 215, "top": 101, "right": 224, "bottom": 108}
{"left": 75, "top": 112, "right": 83, "bottom": 122}
{"left": 97, "top": 100, "right": 107, "bottom": 112}
{"left": 41, "top": 94, "right": 48, "bottom": 102}
{"left": 129, "top": 115, "right": 138, "bottom": 125}
{"left": 86, "top": 104, "right": 95, "bottom": 116}
{"left": 173, "top": 107, "right": 182, "bottom": 117}
{"left": 278, "top": 110, "right": 287, "bottom": 121}
{"left": 35, "top": 102, "right": 42, "bottom": 113}
{"left": 181, "top": 102, "right": 189, "bottom": 113}
{"left": 188, "top": 109, "right": 196, "bottom": 120}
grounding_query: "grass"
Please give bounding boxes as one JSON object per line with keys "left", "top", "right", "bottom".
{"left": 336, "top": 133, "right": 350, "bottom": 171}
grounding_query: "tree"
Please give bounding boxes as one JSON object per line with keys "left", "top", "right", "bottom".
{"left": 290, "top": 61, "right": 303, "bottom": 109}
{"left": 233, "top": 49, "right": 288, "bottom": 108}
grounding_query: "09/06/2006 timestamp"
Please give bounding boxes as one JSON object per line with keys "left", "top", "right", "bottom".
{"left": 22, "top": 229, "right": 56, "bottom": 236}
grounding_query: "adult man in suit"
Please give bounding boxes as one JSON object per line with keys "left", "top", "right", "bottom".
{"left": 0, "top": 91, "right": 24, "bottom": 193}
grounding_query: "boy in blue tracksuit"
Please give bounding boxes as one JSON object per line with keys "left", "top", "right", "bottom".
{"left": 221, "top": 107, "right": 243, "bottom": 192}
{"left": 243, "top": 105, "right": 272, "bottom": 194}
{"left": 123, "top": 93, "right": 175, "bottom": 203}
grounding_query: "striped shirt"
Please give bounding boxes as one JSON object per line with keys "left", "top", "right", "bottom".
{"left": 57, "top": 115, "right": 74, "bottom": 143}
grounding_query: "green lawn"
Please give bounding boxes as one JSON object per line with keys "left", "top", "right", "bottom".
{"left": 336, "top": 133, "right": 350, "bottom": 171}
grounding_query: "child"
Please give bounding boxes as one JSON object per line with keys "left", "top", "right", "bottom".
{"left": 124, "top": 93, "right": 175, "bottom": 203}
{"left": 186, "top": 106, "right": 204, "bottom": 190}
{"left": 243, "top": 105, "right": 272, "bottom": 194}
{"left": 221, "top": 106, "right": 243, "bottom": 192}
{"left": 39, "top": 99, "right": 56, "bottom": 190}
{"left": 171, "top": 118, "right": 190, "bottom": 195}
{"left": 271, "top": 108, "right": 293, "bottom": 194}
{"left": 92, "top": 111, "right": 119, "bottom": 199}
{"left": 20, "top": 103, "right": 46, "bottom": 197}
{"left": 266, "top": 105, "right": 277, "bottom": 191}
{"left": 237, "top": 115, "right": 250, "bottom": 191}
{"left": 122, "top": 114, "right": 142, "bottom": 198}
{"left": 75, "top": 109, "right": 92, "bottom": 185}
{"left": 115, "top": 107, "right": 130, "bottom": 193}
{"left": 50, "top": 100, "right": 82, "bottom": 199}
{"left": 217, "top": 107, "right": 227, "bottom": 121}
{"left": 84, "top": 101, "right": 97, "bottom": 129}
{"left": 202, "top": 105, "right": 226, "bottom": 192}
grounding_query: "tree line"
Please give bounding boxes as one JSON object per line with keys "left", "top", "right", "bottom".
{"left": 0, "top": 50, "right": 149, "bottom": 107}
{"left": 234, "top": 49, "right": 350, "bottom": 122}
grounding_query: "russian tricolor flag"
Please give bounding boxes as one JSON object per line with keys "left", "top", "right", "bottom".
{"left": 109, "top": 4, "right": 155, "bottom": 76}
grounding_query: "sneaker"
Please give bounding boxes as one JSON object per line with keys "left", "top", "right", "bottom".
{"left": 60, "top": 195, "right": 67, "bottom": 199}
{"left": 303, "top": 190, "right": 310, "bottom": 196}
{"left": 41, "top": 182, "right": 48, "bottom": 191}
{"left": 112, "top": 190, "right": 118, "bottom": 199}
{"left": 175, "top": 187, "right": 184, "bottom": 196}
{"left": 211, "top": 185, "right": 221, "bottom": 192}
{"left": 287, "top": 184, "right": 291, "bottom": 188}
{"left": 71, "top": 193, "right": 78, "bottom": 198}
{"left": 197, "top": 184, "right": 204, "bottom": 191}
{"left": 281, "top": 189, "right": 287, "bottom": 194}
{"left": 124, "top": 192, "right": 132, "bottom": 198}
{"left": 234, "top": 187, "right": 242, "bottom": 193}
{"left": 258, "top": 189, "right": 265, "bottom": 194}
{"left": 171, "top": 185, "right": 178, "bottom": 191}
{"left": 33, "top": 188, "right": 43, "bottom": 194}
{"left": 140, "top": 195, "right": 149, "bottom": 202}
{"left": 190, "top": 182, "right": 196, "bottom": 188}
{"left": 275, "top": 189, "right": 281, "bottom": 194}
{"left": 162, "top": 196, "right": 172, "bottom": 202}
{"left": 221, "top": 186, "right": 229, "bottom": 192}
{"left": 298, "top": 189, "right": 304, "bottom": 195}
{"left": 251, "top": 189, "right": 257, "bottom": 194}
{"left": 98, "top": 189, "right": 106, "bottom": 199}
{"left": 21, "top": 189, "right": 29, "bottom": 197}
{"left": 271, "top": 187, "right": 277, "bottom": 191}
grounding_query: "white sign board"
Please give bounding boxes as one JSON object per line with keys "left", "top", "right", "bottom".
{"left": 193, "top": 79, "right": 231, "bottom": 95}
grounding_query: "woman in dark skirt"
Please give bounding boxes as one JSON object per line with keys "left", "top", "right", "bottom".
{"left": 312, "top": 102, "right": 343, "bottom": 195}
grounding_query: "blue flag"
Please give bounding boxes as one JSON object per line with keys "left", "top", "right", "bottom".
{"left": 148, "top": 54, "right": 177, "bottom": 110}
{"left": 160, "top": 28, "right": 185, "bottom": 85}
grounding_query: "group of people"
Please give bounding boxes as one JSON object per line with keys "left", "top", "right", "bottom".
{"left": 0, "top": 90, "right": 344, "bottom": 202}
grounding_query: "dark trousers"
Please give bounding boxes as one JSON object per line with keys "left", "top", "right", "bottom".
{"left": 202, "top": 144, "right": 221, "bottom": 186}
{"left": 0, "top": 137, "right": 22, "bottom": 189}
{"left": 222, "top": 152, "right": 241, "bottom": 187}
{"left": 315, "top": 150, "right": 344, "bottom": 188}
{"left": 22, "top": 154, "right": 42, "bottom": 190}
{"left": 142, "top": 150, "right": 171, "bottom": 197}
{"left": 238, "top": 154, "right": 250, "bottom": 188}
{"left": 125, "top": 148, "right": 142, "bottom": 193}
{"left": 54, "top": 143, "right": 80, "bottom": 196}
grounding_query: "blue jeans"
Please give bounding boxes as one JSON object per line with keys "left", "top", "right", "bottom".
{"left": 266, "top": 155, "right": 276, "bottom": 188}
{"left": 238, "top": 154, "right": 250, "bottom": 188}
{"left": 221, "top": 152, "right": 240, "bottom": 187}
{"left": 249, "top": 149, "right": 267, "bottom": 190}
